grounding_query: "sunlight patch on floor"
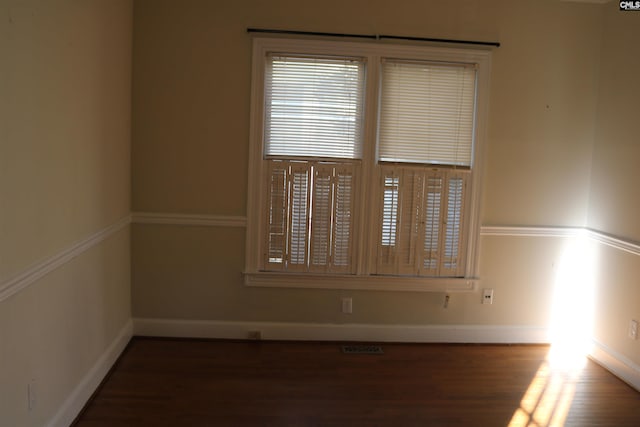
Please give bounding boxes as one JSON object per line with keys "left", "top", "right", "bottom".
{"left": 509, "top": 359, "right": 580, "bottom": 427}
{"left": 509, "top": 232, "right": 598, "bottom": 426}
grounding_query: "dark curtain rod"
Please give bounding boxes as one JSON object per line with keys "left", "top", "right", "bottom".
{"left": 247, "top": 28, "right": 500, "bottom": 48}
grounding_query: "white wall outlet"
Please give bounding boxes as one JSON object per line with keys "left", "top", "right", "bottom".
{"left": 27, "top": 379, "right": 37, "bottom": 412}
{"left": 482, "top": 288, "right": 494, "bottom": 305}
{"left": 342, "top": 297, "right": 353, "bottom": 314}
{"left": 629, "top": 320, "right": 638, "bottom": 340}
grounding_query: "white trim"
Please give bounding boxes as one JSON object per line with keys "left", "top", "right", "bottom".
{"left": 0, "top": 215, "right": 131, "bottom": 303}
{"left": 128, "top": 215, "right": 640, "bottom": 260}
{"left": 586, "top": 229, "right": 640, "bottom": 257}
{"left": 134, "top": 318, "right": 550, "bottom": 344}
{"left": 589, "top": 339, "right": 640, "bottom": 392}
{"left": 480, "top": 225, "right": 640, "bottom": 257}
{"left": 46, "top": 319, "right": 133, "bottom": 427}
{"left": 480, "top": 225, "right": 581, "bottom": 238}
{"left": 132, "top": 212, "right": 247, "bottom": 228}
{"left": 244, "top": 272, "right": 477, "bottom": 293}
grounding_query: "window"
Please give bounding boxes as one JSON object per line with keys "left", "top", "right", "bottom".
{"left": 245, "top": 38, "right": 491, "bottom": 292}
{"left": 262, "top": 54, "right": 363, "bottom": 274}
{"left": 375, "top": 59, "right": 476, "bottom": 278}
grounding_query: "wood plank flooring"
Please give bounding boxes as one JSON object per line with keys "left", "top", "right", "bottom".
{"left": 73, "top": 338, "right": 640, "bottom": 426}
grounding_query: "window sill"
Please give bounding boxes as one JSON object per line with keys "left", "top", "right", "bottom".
{"left": 243, "top": 272, "right": 477, "bottom": 293}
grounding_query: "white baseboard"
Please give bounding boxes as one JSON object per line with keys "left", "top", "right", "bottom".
{"left": 589, "top": 340, "right": 640, "bottom": 392}
{"left": 46, "top": 319, "right": 133, "bottom": 427}
{"left": 131, "top": 319, "right": 640, "bottom": 392}
{"left": 133, "top": 318, "right": 551, "bottom": 344}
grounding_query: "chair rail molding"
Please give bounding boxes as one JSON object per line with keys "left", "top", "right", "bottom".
{"left": 480, "top": 225, "right": 640, "bottom": 257}
{"left": 132, "top": 212, "right": 247, "bottom": 228}
{"left": 0, "top": 215, "right": 131, "bottom": 303}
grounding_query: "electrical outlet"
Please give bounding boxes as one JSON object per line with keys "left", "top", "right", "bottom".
{"left": 342, "top": 297, "right": 353, "bottom": 314}
{"left": 482, "top": 289, "right": 494, "bottom": 305}
{"left": 248, "top": 330, "right": 262, "bottom": 340}
{"left": 629, "top": 320, "right": 638, "bottom": 340}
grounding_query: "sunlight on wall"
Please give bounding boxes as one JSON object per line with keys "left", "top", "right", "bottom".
{"left": 509, "top": 232, "right": 598, "bottom": 426}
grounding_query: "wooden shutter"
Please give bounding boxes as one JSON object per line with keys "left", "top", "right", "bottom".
{"left": 264, "top": 160, "right": 355, "bottom": 273}
{"left": 309, "top": 166, "right": 332, "bottom": 270}
{"left": 378, "top": 166, "right": 416, "bottom": 275}
{"left": 332, "top": 166, "right": 354, "bottom": 271}
{"left": 421, "top": 172, "right": 444, "bottom": 276}
{"left": 397, "top": 169, "right": 423, "bottom": 275}
{"left": 265, "top": 161, "right": 288, "bottom": 270}
{"left": 309, "top": 164, "right": 354, "bottom": 273}
{"left": 440, "top": 172, "right": 467, "bottom": 276}
{"left": 287, "top": 164, "right": 311, "bottom": 271}
{"left": 376, "top": 166, "right": 468, "bottom": 277}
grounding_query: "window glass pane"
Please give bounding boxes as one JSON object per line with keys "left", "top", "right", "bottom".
{"left": 381, "top": 176, "right": 399, "bottom": 247}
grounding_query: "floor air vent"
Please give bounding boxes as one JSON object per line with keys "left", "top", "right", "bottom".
{"left": 341, "top": 345, "right": 383, "bottom": 355}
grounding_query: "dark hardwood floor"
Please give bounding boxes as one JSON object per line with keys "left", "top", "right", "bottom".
{"left": 73, "top": 337, "right": 640, "bottom": 426}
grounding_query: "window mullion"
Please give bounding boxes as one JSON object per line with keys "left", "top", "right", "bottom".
{"left": 359, "top": 53, "right": 381, "bottom": 276}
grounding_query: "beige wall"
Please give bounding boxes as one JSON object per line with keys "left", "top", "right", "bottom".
{"left": 0, "top": 1, "right": 132, "bottom": 425}
{"left": 588, "top": 7, "right": 640, "bottom": 241}
{"left": 131, "top": 0, "right": 602, "bottom": 225}
{"left": 485, "top": 0, "right": 601, "bottom": 227}
{"left": 3, "top": 0, "right": 637, "bottom": 423}
{"left": 588, "top": 7, "right": 640, "bottom": 368}
{"left": 131, "top": 0, "right": 603, "bottom": 329}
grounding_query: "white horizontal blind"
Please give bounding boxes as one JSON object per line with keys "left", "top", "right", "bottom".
{"left": 264, "top": 160, "right": 355, "bottom": 273}
{"left": 264, "top": 55, "right": 365, "bottom": 159}
{"left": 378, "top": 60, "right": 477, "bottom": 166}
{"left": 376, "top": 165, "right": 468, "bottom": 277}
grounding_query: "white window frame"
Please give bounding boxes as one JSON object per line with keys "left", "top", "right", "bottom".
{"left": 245, "top": 37, "right": 491, "bottom": 292}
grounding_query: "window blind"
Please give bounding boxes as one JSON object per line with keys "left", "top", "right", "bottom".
{"left": 264, "top": 55, "right": 365, "bottom": 159}
{"left": 378, "top": 60, "right": 477, "bottom": 166}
